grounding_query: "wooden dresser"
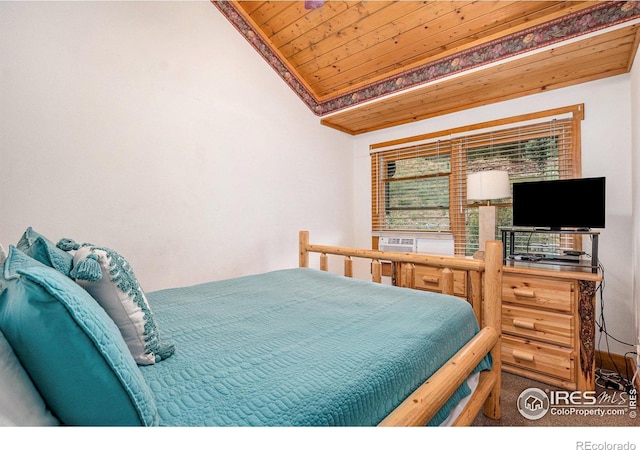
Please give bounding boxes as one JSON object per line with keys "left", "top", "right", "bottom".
{"left": 394, "top": 260, "right": 601, "bottom": 391}
{"left": 501, "top": 263, "right": 601, "bottom": 391}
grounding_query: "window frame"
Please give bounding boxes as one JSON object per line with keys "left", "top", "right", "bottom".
{"left": 370, "top": 104, "right": 585, "bottom": 255}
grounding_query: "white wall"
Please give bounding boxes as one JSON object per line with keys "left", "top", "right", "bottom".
{"left": 352, "top": 75, "right": 636, "bottom": 356}
{"left": 632, "top": 48, "right": 640, "bottom": 350}
{"left": 0, "top": 1, "right": 353, "bottom": 291}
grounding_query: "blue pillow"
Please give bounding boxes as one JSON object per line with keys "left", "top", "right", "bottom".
{"left": 16, "top": 227, "right": 73, "bottom": 276}
{"left": 0, "top": 246, "right": 158, "bottom": 426}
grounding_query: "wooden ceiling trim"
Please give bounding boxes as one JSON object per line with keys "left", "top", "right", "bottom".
{"left": 321, "top": 25, "right": 638, "bottom": 134}
{"left": 628, "top": 25, "right": 640, "bottom": 71}
{"left": 233, "top": 0, "right": 265, "bottom": 16}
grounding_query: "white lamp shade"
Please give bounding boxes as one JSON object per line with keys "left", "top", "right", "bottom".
{"left": 467, "top": 170, "right": 510, "bottom": 201}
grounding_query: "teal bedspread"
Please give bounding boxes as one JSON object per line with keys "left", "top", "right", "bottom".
{"left": 141, "top": 268, "right": 491, "bottom": 426}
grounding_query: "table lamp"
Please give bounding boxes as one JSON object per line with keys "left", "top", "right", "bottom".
{"left": 467, "top": 170, "right": 510, "bottom": 258}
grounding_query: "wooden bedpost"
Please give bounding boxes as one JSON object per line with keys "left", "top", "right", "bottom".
{"left": 482, "top": 240, "right": 502, "bottom": 420}
{"left": 299, "top": 231, "right": 309, "bottom": 268}
{"left": 320, "top": 253, "right": 328, "bottom": 271}
{"left": 344, "top": 256, "right": 353, "bottom": 278}
{"left": 371, "top": 259, "right": 382, "bottom": 283}
{"left": 441, "top": 268, "right": 454, "bottom": 295}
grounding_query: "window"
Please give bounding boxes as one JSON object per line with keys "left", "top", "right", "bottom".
{"left": 371, "top": 105, "right": 584, "bottom": 256}
{"left": 380, "top": 141, "right": 452, "bottom": 231}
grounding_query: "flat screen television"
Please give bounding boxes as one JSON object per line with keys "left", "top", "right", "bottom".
{"left": 512, "top": 177, "right": 606, "bottom": 230}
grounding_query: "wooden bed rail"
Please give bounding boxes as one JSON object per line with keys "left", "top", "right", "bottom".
{"left": 299, "top": 231, "right": 503, "bottom": 426}
{"left": 378, "top": 326, "right": 499, "bottom": 426}
{"left": 299, "top": 231, "right": 485, "bottom": 274}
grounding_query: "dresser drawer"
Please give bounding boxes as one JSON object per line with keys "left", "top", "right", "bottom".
{"left": 502, "top": 335, "right": 574, "bottom": 382}
{"left": 502, "top": 304, "right": 573, "bottom": 347}
{"left": 412, "top": 265, "right": 466, "bottom": 296}
{"left": 503, "top": 273, "right": 574, "bottom": 312}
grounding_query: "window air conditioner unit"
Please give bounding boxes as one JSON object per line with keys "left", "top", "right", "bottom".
{"left": 378, "top": 236, "right": 417, "bottom": 253}
{"left": 377, "top": 233, "right": 455, "bottom": 255}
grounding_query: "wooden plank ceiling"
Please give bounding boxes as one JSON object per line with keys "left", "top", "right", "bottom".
{"left": 214, "top": 1, "right": 640, "bottom": 135}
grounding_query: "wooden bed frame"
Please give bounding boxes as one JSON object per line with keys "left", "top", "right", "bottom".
{"left": 298, "top": 231, "right": 503, "bottom": 426}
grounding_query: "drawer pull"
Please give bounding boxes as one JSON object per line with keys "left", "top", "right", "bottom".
{"left": 512, "top": 349, "right": 535, "bottom": 362}
{"left": 421, "top": 276, "right": 439, "bottom": 284}
{"left": 512, "top": 288, "right": 536, "bottom": 298}
{"left": 513, "top": 319, "right": 536, "bottom": 330}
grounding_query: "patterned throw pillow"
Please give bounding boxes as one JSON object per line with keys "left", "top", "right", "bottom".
{"left": 58, "top": 238, "right": 175, "bottom": 366}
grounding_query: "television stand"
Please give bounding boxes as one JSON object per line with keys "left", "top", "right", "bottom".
{"left": 501, "top": 227, "right": 599, "bottom": 273}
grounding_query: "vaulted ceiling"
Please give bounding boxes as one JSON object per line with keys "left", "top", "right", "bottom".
{"left": 214, "top": 1, "right": 640, "bottom": 135}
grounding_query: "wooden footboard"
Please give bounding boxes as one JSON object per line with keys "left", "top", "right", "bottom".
{"left": 299, "top": 231, "right": 502, "bottom": 426}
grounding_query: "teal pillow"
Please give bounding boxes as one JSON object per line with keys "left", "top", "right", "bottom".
{"left": 0, "top": 246, "right": 159, "bottom": 426}
{"left": 16, "top": 227, "right": 73, "bottom": 276}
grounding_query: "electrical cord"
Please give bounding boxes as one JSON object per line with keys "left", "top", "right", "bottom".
{"left": 632, "top": 355, "right": 639, "bottom": 392}
{"left": 595, "top": 262, "right": 633, "bottom": 347}
{"left": 592, "top": 257, "right": 637, "bottom": 393}
{"left": 595, "top": 367, "right": 634, "bottom": 392}
{"left": 624, "top": 350, "right": 639, "bottom": 392}
{"left": 525, "top": 232, "right": 533, "bottom": 254}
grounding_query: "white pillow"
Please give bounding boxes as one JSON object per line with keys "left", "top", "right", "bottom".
{"left": 0, "top": 330, "right": 59, "bottom": 426}
{"left": 69, "top": 244, "right": 174, "bottom": 365}
{"left": 0, "top": 244, "right": 6, "bottom": 265}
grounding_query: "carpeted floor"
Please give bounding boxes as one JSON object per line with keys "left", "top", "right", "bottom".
{"left": 472, "top": 371, "right": 638, "bottom": 427}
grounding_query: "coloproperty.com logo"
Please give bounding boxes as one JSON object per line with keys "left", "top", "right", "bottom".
{"left": 517, "top": 386, "right": 637, "bottom": 420}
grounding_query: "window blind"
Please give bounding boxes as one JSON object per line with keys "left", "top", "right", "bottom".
{"left": 371, "top": 105, "right": 583, "bottom": 256}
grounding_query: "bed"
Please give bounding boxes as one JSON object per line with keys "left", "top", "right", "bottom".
{"left": 0, "top": 228, "right": 502, "bottom": 427}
